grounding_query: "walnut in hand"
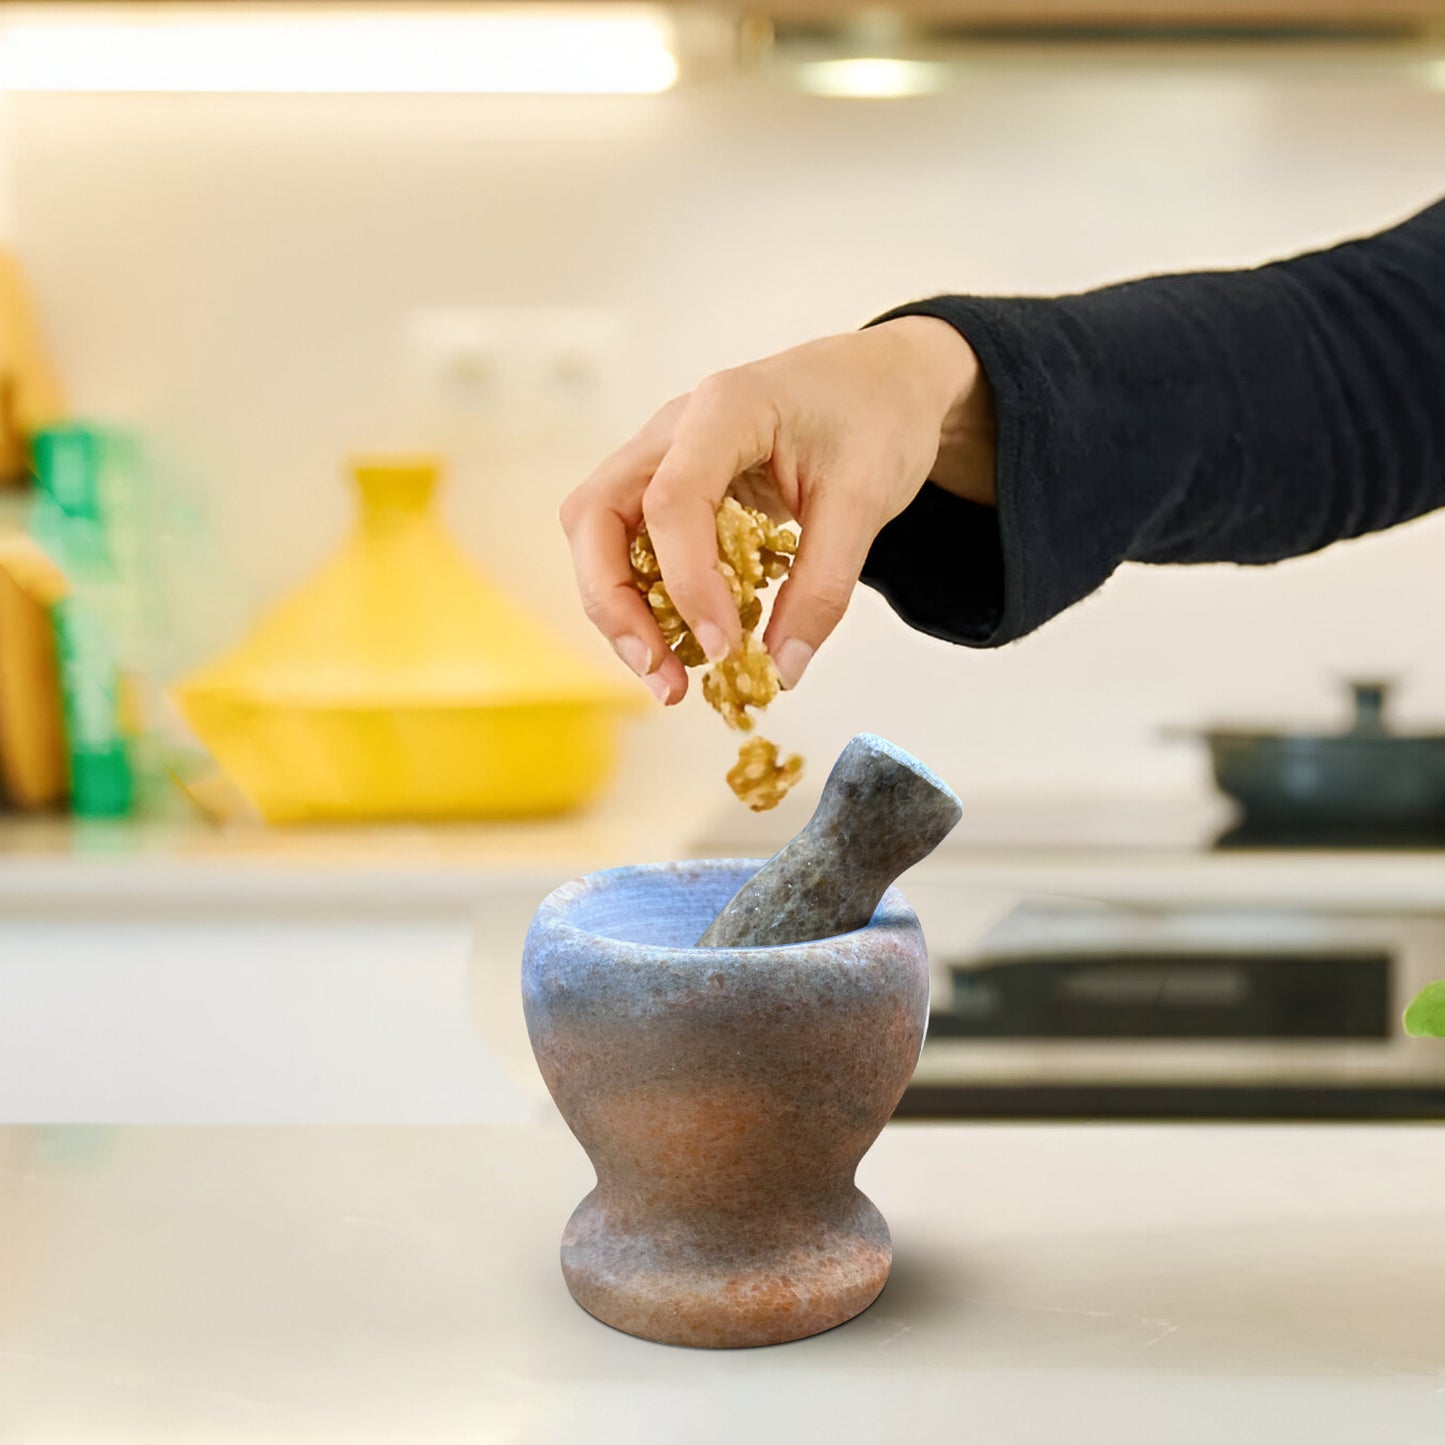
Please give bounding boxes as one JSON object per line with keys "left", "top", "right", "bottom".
{"left": 630, "top": 494, "right": 804, "bottom": 810}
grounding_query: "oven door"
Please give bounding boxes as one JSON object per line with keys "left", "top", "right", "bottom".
{"left": 902, "top": 896, "right": 1445, "bottom": 1120}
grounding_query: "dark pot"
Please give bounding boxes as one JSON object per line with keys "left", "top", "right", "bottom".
{"left": 1202, "top": 683, "right": 1445, "bottom": 832}
{"left": 521, "top": 858, "right": 930, "bottom": 1349}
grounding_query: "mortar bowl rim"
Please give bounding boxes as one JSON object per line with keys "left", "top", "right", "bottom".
{"left": 526, "top": 856, "right": 922, "bottom": 963}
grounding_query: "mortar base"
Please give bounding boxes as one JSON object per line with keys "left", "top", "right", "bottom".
{"left": 559, "top": 1188, "right": 892, "bottom": 1349}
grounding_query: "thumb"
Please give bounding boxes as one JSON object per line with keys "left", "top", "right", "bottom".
{"left": 762, "top": 483, "right": 876, "bottom": 691}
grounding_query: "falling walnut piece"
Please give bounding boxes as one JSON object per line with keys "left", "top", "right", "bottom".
{"left": 630, "top": 493, "right": 805, "bottom": 811}
{"left": 728, "top": 737, "right": 806, "bottom": 814}
{"left": 702, "top": 633, "right": 779, "bottom": 733}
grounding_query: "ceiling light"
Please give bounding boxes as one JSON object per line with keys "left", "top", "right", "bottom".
{"left": 0, "top": 5, "right": 679, "bottom": 95}
{"left": 796, "top": 57, "right": 948, "bottom": 100}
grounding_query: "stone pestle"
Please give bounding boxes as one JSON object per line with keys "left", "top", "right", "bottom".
{"left": 697, "top": 733, "right": 963, "bottom": 949}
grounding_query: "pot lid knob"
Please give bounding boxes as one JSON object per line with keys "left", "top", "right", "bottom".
{"left": 1350, "top": 681, "right": 1390, "bottom": 735}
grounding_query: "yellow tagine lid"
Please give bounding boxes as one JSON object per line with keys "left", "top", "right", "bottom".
{"left": 179, "top": 456, "right": 636, "bottom": 711}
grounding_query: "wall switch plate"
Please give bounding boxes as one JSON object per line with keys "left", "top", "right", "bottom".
{"left": 401, "top": 306, "right": 626, "bottom": 446}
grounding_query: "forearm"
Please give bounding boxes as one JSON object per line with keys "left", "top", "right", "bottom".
{"left": 862, "top": 197, "right": 1445, "bottom": 647}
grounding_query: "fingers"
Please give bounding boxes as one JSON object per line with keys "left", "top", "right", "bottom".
{"left": 643, "top": 374, "right": 776, "bottom": 662}
{"left": 562, "top": 373, "right": 782, "bottom": 701}
{"left": 562, "top": 501, "right": 687, "bottom": 703}
{"left": 728, "top": 464, "right": 790, "bottom": 524}
{"left": 561, "top": 416, "right": 689, "bottom": 704}
{"left": 763, "top": 480, "right": 877, "bottom": 691}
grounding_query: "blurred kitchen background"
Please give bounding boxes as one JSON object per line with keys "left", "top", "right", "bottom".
{"left": 1, "top": 0, "right": 1444, "bottom": 1125}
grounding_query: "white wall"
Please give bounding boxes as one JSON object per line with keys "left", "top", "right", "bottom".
{"left": 9, "top": 46, "right": 1445, "bottom": 822}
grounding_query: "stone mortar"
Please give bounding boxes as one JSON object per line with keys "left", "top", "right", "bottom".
{"left": 522, "top": 858, "right": 930, "bottom": 1349}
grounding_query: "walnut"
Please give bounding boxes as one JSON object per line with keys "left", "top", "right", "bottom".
{"left": 629, "top": 532, "right": 662, "bottom": 586}
{"left": 701, "top": 633, "right": 779, "bottom": 733}
{"left": 645, "top": 580, "right": 685, "bottom": 643}
{"left": 674, "top": 631, "right": 707, "bottom": 669}
{"left": 728, "top": 737, "right": 806, "bottom": 814}
{"left": 630, "top": 490, "right": 805, "bottom": 810}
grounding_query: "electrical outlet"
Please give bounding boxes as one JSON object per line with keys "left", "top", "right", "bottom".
{"left": 401, "top": 306, "right": 625, "bottom": 443}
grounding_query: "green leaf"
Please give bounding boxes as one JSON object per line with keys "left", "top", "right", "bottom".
{"left": 1403, "top": 981, "right": 1445, "bottom": 1038}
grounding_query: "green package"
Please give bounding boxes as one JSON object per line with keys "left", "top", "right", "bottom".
{"left": 31, "top": 424, "right": 135, "bottom": 818}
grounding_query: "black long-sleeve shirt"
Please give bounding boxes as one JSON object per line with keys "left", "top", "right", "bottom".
{"left": 860, "top": 197, "right": 1445, "bottom": 647}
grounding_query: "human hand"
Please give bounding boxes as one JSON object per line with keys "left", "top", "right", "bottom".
{"left": 560, "top": 315, "right": 994, "bottom": 704}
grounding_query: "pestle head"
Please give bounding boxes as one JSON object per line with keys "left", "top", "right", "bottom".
{"left": 697, "top": 733, "right": 963, "bottom": 949}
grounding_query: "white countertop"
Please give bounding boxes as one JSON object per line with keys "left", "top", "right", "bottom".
{"left": 2, "top": 809, "right": 1445, "bottom": 916}
{"left": 2, "top": 1121, "right": 1442, "bottom": 1443}
{"left": 0, "top": 814, "right": 689, "bottom": 917}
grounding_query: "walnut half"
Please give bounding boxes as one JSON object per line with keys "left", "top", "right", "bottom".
{"left": 728, "top": 737, "right": 806, "bottom": 814}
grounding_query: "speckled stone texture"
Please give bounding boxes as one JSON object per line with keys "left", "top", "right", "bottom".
{"left": 698, "top": 734, "right": 963, "bottom": 950}
{"left": 522, "top": 859, "right": 930, "bottom": 1349}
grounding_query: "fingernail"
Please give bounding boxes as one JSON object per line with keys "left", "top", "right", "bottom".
{"left": 644, "top": 671, "right": 672, "bottom": 705}
{"left": 694, "top": 621, "right": 731, "bottom": 665}
{"left": 612, "top": 634, "right": 653, "bottom": 678}
{"left": 775, "top": 638, "right": 814, "bottom": 691}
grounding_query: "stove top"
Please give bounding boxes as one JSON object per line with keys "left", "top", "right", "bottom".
{"left": 1214, "top": 821, "right": 1445, "bottom": 851}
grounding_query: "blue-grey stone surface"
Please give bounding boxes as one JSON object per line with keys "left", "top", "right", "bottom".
{"left": 698, "top": 733, "right": 963, "bottom": 949}
{"left": 522, "top": 858, "right": 930, "bottom": 1348}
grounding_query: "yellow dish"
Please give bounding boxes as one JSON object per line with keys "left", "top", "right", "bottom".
{"left": 174, "top": 457, "right": 640, "bottom": 823}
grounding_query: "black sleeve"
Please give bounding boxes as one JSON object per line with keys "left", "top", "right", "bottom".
{"left": 859, "top": 196, "right": 1445, "bottom": 648}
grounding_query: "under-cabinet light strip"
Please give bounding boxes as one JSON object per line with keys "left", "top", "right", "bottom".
{"left": 0, "top": 6, "right": 679, "bottom": 95}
